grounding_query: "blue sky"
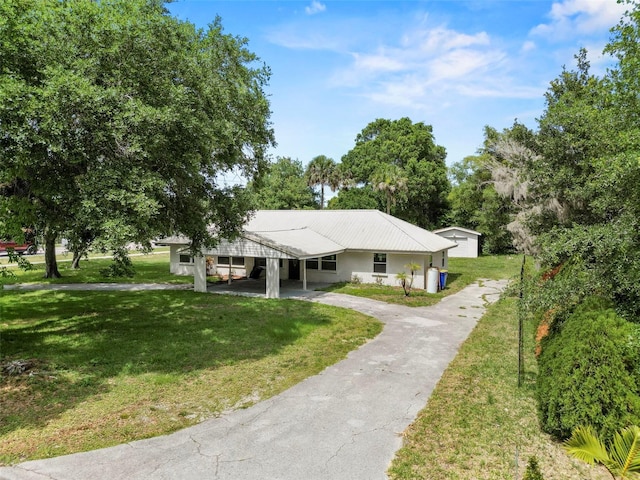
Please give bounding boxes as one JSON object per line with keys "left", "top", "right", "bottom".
{"left": 168, "top": 0, "right": 626, "bottom": 170}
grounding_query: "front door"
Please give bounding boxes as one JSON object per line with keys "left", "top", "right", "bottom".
{"left": 289, "top": 259, "right": 300, "bottom": 280}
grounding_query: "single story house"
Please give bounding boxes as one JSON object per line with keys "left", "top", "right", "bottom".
{"left": 433, "top": 226, "right": 481, "bottom": 258}
{"left": 160, "top": 209, "right": 457, "bottom": 298}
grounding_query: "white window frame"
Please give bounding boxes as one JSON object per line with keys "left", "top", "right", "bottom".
{"left": 217, "top": 256, "right": 245, "bottom": 267}
{"left": 178, "top": 250, "right": 194, "bottom": 264}
{"left": 373, "top": 253, "right": 387, "bottom": 273}
{"left": 305, "top": 255, "right": 336, "bottom": 272}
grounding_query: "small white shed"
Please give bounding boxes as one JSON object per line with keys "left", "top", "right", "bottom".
{"left": 433, "top": 227, "right": 481, "bottom": 258}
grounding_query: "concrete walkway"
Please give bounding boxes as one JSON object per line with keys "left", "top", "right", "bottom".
{"left": 0, "top": 279, "right": 507, "bottom": 480}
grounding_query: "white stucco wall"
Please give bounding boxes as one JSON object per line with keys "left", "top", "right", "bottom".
{"left": 169, "top": 247, "right": 450, "bottom": 290}
{"left": 169, "top": 245, "right": 195, "bottom": 275}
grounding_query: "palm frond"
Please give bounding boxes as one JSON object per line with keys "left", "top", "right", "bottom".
{"left": 609, "top": 426, "right": 640, "bottom": 478}
{"left": 564, "top": 425, "right": 610, "bottom": 465}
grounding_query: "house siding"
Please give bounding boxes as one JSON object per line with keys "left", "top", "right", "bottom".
{"left": 434, "top": 228, "right": 479, "bottom": 258}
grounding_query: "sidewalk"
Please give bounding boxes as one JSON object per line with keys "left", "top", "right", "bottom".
{"left": 0, "top": 279, "right": 507, "bottom": 480}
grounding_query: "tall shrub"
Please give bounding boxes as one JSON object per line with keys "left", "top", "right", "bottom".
{"left": 537, "top": 297, "right": 640, "bottom": 441}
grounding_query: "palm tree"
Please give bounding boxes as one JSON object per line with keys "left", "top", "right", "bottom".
{"left": 306, "top": 155, "right": 338, "bottom": 209}
{"left": 564, "top": 425, "right": 640, "bottom": 479}
{"left": 371, "top": 164, "right": 408, "bottom": 215}
{"left": 396, "top": 262, "right": 421, "bottom": 296}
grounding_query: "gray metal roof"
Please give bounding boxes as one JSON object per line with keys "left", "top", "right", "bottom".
{"left": 245, "top": 210, "right": 456, "bottom": 254}
{"left": 433, "top": 226, "right": 482, "bottom": 236}
{"left": 245, "top": 228, "right": 345, "bottom": 259}
{"left": 158, "top": 210, "right": 457, "bottom": 257}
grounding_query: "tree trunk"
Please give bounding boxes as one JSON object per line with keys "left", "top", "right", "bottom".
{"left": 71, "top": 250, "right": 82, "bottom": 269}
{"left": 44, "top": 231, "right": 61, "bottom": 278}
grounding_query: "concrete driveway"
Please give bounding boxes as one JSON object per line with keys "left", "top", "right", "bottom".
{"left": 0, "top": 279, "right": 507, "bottom": 480}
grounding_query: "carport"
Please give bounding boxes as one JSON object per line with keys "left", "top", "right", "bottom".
{"left": 193, "top": 227, "right": 344, "bottom": 299}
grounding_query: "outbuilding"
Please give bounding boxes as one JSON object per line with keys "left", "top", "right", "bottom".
{"left": 432, "top": 226, "right": 482, "bottom": 258}
{"left": 160, "top": 210, "right": 457, "bottom": 298}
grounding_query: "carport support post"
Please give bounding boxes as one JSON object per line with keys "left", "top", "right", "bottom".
{"left": 265, "top": 257, "right": 280, "bottom": 299}
{"left": 194, "top": 255, "right": 207, "bottom": 293}
{"left": 302, "top": 259, "right": 307, "bottom": 291}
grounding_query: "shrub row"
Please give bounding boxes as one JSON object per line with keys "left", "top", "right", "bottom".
{"left": 536, "top": 296, "right": 640, "bottom": 441}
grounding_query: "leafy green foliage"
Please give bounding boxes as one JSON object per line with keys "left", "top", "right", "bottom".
{"left": 98, "top": 248, "right": 135, "bottom": 278}
{"left": 395, "top": 262, "right": 420, "bottom": 297}
{"left": 0, "top": 0, "right": 274, "bottom": 276}
{"left": 523, "top": 456, "right": 545, "bottom": 480}
{"left": 337, "top": 117, "right": 449, "bottom": 228}
{"left": 305, "top": 155, "right": 338, "bottom": 209}
{"left": 447, "top": 155, "right": 514, "bottom": 254}
{"left": 537, "top": 298, "right": 640, "bottom": 441}
{"left": 564, "top": 425, "right": 640, "bottom": 479}
{"left": 248, "top": 157, "right": 317, "bottom": 210}
{"left": 328, "top": 184, "right": 379, "bottom": 210}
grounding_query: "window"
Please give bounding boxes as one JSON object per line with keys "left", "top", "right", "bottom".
{"left": 232, "top": 257, "right": 245, "bottom": 266}
{"left": 373, "top": 253, "right": 387, "bottom": 273}
{"left": 305, "top": 256, "right": 335, "bottom": 271}
{"left": 179, "top": 254, "right": 193, "bottom": 264}
{"left": 256, "top": 257, "right": 283, "bottom": 268}
{"left": 217, "top": 256, "right": 245, "bottom": 266}
{"left": 321, "top": 254, "right": 337, "bottom": 271}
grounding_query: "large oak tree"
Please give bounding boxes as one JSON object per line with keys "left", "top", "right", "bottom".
{"left": 337, "top": 118, "right": 449, "bottom": 228}
{"left": 0, "top": 0, "right": 274, "bottom": 277}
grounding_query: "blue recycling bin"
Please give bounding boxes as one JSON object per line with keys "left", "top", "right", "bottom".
{"left": 439, "top": 270, "right": 448, "bottom": 289}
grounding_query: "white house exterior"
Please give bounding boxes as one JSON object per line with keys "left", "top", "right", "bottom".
{"left": 433, "top": 226, "right": 482, "bottom": 258}
{"left": 161, "top": 210, "right": 457, "bottom": 298}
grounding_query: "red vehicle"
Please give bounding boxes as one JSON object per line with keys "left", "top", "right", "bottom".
{"left": 0, "top": 239, "right": 37, "bottom": 255}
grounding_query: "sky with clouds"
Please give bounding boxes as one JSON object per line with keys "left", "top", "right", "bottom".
{"left": 167, "top": 0, "right": 627, "bottom": 171}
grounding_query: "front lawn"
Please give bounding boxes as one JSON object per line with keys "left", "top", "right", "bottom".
{"left": 321, "top": 255, "right": 523, "bottom": 306}
{"left": 0, "top": 290, "right": 381, "bottom": 464}
{"left": 0, "top": 252, "right": 189, "bottom": 285}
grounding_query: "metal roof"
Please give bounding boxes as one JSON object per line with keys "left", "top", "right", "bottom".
{"left": 433, "top": 226, "right": 482, "bottom": 236}
{"left": 158, "top": 210, "right": 457, "bottom": 257}
{"left": 245, "top": 210, "right": 456, "bottom": 254}
{"left": 244, "top": 228, "right": 345, "bottom": 259}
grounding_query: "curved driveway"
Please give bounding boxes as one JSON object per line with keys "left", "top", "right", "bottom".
{"left": 0, "top": 279, "right": 507, "bottom": 480}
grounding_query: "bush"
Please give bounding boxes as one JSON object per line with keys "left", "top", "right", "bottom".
{"left": 523, "top": 456, "right": 544, "bottom": 480}
{"left": 99, "top": 248, "right": 135, "bottom": 278}
{"left": 537, "top": 297, "right": 640, "bottom": 441}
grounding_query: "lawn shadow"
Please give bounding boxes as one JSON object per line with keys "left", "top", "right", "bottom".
{"left": 1, "top": 289, "right": 335, "bottom": 435}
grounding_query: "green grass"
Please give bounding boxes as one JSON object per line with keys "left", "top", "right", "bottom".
{"left": 321, "top": 255, "right": 524, "bottom": 306}
{"left": 0, "top": 290, "right": 381, "bottom": 464}
{"left": 387, "top": 296, "right": 610, "bottom": 480}
{"left": 0, "top": 252, "right": 191, "bottom": 285}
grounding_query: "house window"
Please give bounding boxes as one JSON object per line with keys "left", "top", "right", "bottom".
{"left": 232, "top": 257, "right": 245, "bottom": 266}
{"left": 256, "top": 257, "right": 283, "bottom": 268}
{"left": 217, "top": 256, "right": 245, "bottom": 266}
{"left": 179, "top": 254, "right": 193, "bottom": 264}
{"left": 321, "top": 254, "right": 337, "bottom": 271}
{"left": 373, "top": 253, "right": 387, "bottom": 273}
{"left": 305, "top": 256, "right": 335, "bottom": 271}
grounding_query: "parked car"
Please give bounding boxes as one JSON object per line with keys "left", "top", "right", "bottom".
{"left": 0, "top": 239, "right": 37, "bottom": 255}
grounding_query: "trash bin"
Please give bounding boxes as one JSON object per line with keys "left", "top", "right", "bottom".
{"left": 439, "top": 270, "right": 448, "bottom": 289}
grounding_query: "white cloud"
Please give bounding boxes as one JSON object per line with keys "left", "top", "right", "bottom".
{"left": 331, "top": 23, "right": 519, "bottom": 108}
{"left": 521, "top": 41, "right": 537, "bottom": 53}
{"left": 305, "top": 1, "right": 326, "bottom": 15}
{"left": 531, "top": 0, "right": 626, "bottom": 39}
